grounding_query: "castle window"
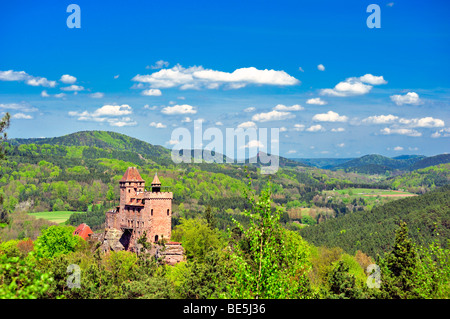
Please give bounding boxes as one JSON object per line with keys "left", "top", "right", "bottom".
{"left": 151, "top": 209, "right": 153, "bottom": 216}
{"left": 128, "top": 189, "right": 130, "bottom": 193}
{"left": 167, "top": 209, "right": 170, "bottom": 216}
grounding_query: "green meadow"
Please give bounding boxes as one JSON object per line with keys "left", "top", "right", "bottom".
{"left": 28, "top": 211, "right": 83, "bottom": 224}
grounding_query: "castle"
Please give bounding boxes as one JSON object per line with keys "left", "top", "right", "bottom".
{"left": 105, "top": 167, "right": 173, "bottom": 252}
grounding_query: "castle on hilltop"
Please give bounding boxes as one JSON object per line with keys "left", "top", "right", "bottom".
{"left": 105, "top": 167, "right": 173, "bottom": 252}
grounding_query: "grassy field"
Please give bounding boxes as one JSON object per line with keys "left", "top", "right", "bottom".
{"left": 334, "top": 188, "right": 417, "bottom": 197}
{"left": 28, "top": 211, "right": 84, "bottom": 224}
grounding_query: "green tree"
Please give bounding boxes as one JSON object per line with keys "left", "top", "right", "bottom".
{"left": 34, "top": 225, "right": 81, "bottom": 259}
{"left": 0, "top": 112, "right": 10, "bottom": 161}
{"left": 171, "top": 217, "right": 222, "bottom": 261}
{"left": 328, "top": 260, "right": 364, "bottom": 299}
{"left": 379, "top": 221, "right": 420, "bottom": 299}
{"left": 223, "top": 181, "right": 313, "bottom": 299}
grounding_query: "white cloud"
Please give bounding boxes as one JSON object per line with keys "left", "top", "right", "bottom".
{"left": 60, "top": 74, "right": 77, "bottom": 84}
{"left": 42, "top": 90, "right": 67, "bottom": 98}
{"left": 109, "top": 117, "right": 137, "bottom": 127}
{"left": 12, "top": 113, "right": 33, "bottom": 119}
{"left": 41, "top": 90, "right": 50, "bottom": 97}
{"left": 398, "top": 116, "right": 444, "bottom": 128}
{"left": 387, "top": 2, "right": 395, "bottom": 7}
{"left": 149, "top": 122, "right": 167, "bottom": 128}
{"left": 244, "top": 107, "right": 256, "bottom": 112}
{"left": 273, "top": 104, "right": 304, "bottom": 111}
{"left": 287, "top": 149, "right": 297, "bottom": 154}
{"left": 132, "top": 64, "right": 300, "bottom": 90}
{"left": 320, "top": 74, "right": 386, "bottom": 97}
{"left": 69, "top": 104, "right": 135, "bottom": 127}
{"left": 313, "top": 111, "right": 348, "bottom": 122}
{"left": 393, "top": 146, "right": 404, "bottom": 151}
{"left": 390, "top": 92, "right": 421, "bottom": 105}
{"left": 90, "top": 92, "right": 105, "bottom": 98}
{"left": 241, "top": 140, "right": 264, "bottom": 149}
{"left": 380, "top": 127, "right": 422, "bottom": 137}
{"left": 431, "top": 128, "right": 450, "bottom": 138}
{"left": 298, "top": 67, "right": 304, "bottom": 72}
{"left": 161, "top": 104, "right": 197, "bottom": 115}
{"left": 293, "top": 124, "right": 305, "bottom": 131}
{"left": 148, "top": 60, "right": 169, "bottom": 69}
{"left": 215, "top": 121, "right": 223, "bottom": 126}
{"left": 0, "top": 70, "right": 57, "bottom": 87}
{"left": 143, "top": 104, "right": 157, "bottom": 110}
{"left": 237, "top": 121, "right": 257, "bottom": 129}
{"left": 167, "top": 139, "right": 180, "bottom": 145}
{"left": 60, "top": 84, "right": 84, "bottom": 91}
{"left": 252, "top": 110, "right": 295, "bottom": 122}
{"left": 114, "top": 75, "right": 120, "bottom": 79}
{"left": 142, "top": 88, "right": 162, "bottom": 96}
{"left": 337, "top": 143, "right": 345, "bottom": 148}
{"left": 306, "top": 98, "right": 327, "bottom": 105}
{"left": 306, "top": 124, "right": 325, "bottom": 132}
{"left": 0, "top": 103, "right": 38, "bottom": 113}
{"left": 358, "top": 74, "right": 387, "bottom": 85}
{"left": 317, "top": 64, "right": 325, "bottom": 71}
{"left": 93, "top": 104, "right": 132, "bottom": 116}
{"left": 182, "top": 117, "right": 192, "bottom": 123}
{"left": 331, "top": 127, "right": 345, "bottom": 132}
{"left": 280, "top": 127, "right": 287, "bottom": 132}
{"left": 362, "top": 114, "right": 399, "bottom": 124}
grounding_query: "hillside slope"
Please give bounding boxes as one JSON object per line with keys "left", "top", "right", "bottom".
{"left": 299, "top": 185, "right": 450, "bottom": 258}
{"left": 331, "top": 154, "right": 426, "bottom": 171}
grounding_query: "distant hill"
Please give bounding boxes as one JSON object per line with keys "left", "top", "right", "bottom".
{"left": 409, "top": 154, "right": 450, "bottom": 171}
{"left": 9, "top": 131, "right": 171, "bottom": 162}
{"left": 331, "top": 154, "right": 426, "bottom": 171}
{"left": 292, "top": 158, "right": 353, "bottom": 169}
{"left": 300, "top": 185, "right": 450, "bottom": 258}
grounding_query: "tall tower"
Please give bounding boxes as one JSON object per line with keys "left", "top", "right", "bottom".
{"left": 146, "top": 172, "right": 172, "bottom": 243}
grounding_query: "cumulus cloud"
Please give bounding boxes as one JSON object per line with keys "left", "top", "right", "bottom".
{"left": 331, "top": 127, "right": 345, "bottom": 132}
{"left": 390, "top": 92, "right": 421, "bottom": 105}
{"left": 182, "top": 117, "right": 192, "bottom": 123}
{"left": 161, "top": 104, "right": 197, "bottom": 115}
{"left": 0, "top": 70, "right": 57, "bottom": 87}
{"left": 393, "top": 146, "right": 404, "bottom": 151}
{"left": 147, "top": 60, "right": 169, "bottom": 69}
{"left": 306, "top": 98, "right": 327, "bottom": 105}
{"left": 237, "top": 121, "right": 257, "bottom": 129}
{"left": 252, "top": 110, "right": 295, "bottom": 122}
{"left": 12, "top": 113, "right": 33, "bottom": 119}
{"left": 241, "top": 140, "right": 264, "bottom": 149}
{"left": 41, "top": 90, "right": 66, "bottom": 98}
{"left": 398, "top": 116, "right": 444, "bottom": 128}
{"left": 306, "top": 124, "right": 325, "bottom": 132}
{"left": 337, "top": 143, "right": 345, "bottom": 148}
{"left": 60, "top": 74, "right": 77, "bottom": 84}
{"left": 431, "top": 128, "right": 450, "bottom": 138}
{"left": 68, "top": 104, "right": 136, "bottom": 127}
{"left": 132, "top": 64, "right": 300, "bottom": 90}
{"left": 313, "top": 111, "right": 348, "bottom": 122}
{"left": 142, "top": 88, "right": 162, "bottom": 96}
{"left": 293, "top": 124, "right": 305, "bottom": 131}
{"left": 380, "top": 127, "right": 422, "bottom": 137}
{"left": 0, "top": 102, "right": 38, "bottom": 113}
{"left": 60, "top": 84, "right": 84, "bottom": 91}
{"left": 244, "top": 107, "right": 256, "bottom": 112}
{"left": 90, "top": 92, "right": 105, "bottom": 98}
{"left": 320, "top": 74, "right": 386, "bottom": 97}
{"left": 273, "top": 104, "right": 304, "bottom": 111}
{"left": 149, "top": 122, "right": 167, "bottom": 128}
{"left": 362, "top": 114, "right": 399, "bottom": 124}
{"left": 317, "top": 64, "right": 325, "bottom": 71}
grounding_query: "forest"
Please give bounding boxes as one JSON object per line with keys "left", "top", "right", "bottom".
{"left": 0, "top": 128, "right": 449, "bottom": 299}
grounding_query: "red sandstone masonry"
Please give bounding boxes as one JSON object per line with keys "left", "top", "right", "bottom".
{"left": 106, "top": 167, "right": 172, "bottom": 251}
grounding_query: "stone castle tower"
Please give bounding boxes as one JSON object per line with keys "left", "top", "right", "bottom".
{"left": 105, "top": 167, "right": 172, "bottom": 251}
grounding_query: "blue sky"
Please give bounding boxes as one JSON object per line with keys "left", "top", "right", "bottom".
{"left": 0, "top": 0, "right": 449, "bottom": 158}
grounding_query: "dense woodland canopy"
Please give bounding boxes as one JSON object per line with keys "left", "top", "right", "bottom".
{"left": 0, "top": 130, "right": 449, "bottom": 299}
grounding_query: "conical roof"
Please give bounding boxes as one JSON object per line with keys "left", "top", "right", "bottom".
{"left": 120, "top": 167, "right": 144, "bottom": 182}
{"left": 151, "top": 172, "right": 161, "bottom": 185}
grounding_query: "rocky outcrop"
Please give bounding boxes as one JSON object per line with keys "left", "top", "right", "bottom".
{"left": 160, "top": 242, "right": 185, "bottom": 266}
{"left": 100, "top": 228, "right": 125, "bottom": 252}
